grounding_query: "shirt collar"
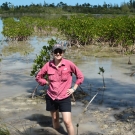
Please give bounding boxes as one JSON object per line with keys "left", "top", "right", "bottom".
{"left": 50, "top": 58, "right": 66, "bottom": 67}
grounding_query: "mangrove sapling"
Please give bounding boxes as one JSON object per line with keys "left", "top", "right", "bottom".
{"left": 76, "top": 123, "right": 79, "bottom": 135}
{"left": 98, "top": 67, "right": 105, "bottom": 88}
{"left": 30, "top": 38, "right": 56, "bottom": 76}
{"left": 98, "top": 67, "right": 106, "bottom": 103}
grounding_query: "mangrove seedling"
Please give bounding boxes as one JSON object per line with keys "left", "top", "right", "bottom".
{"left": 98, "top": 67, "right": 105, "bottom": 88}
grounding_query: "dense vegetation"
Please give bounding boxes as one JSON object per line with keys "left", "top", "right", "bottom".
{"left": 1, "top": 0, "right": 135, "bottom": 15}
{"left": 2, "top": 15, "right": 135, "bottom": 54}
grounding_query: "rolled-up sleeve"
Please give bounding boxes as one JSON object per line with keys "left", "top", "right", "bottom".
{"left": 35, "top": 63, "right": 48, "bottom": 86}
{"left": 70, "top": 61, "right": 84, "bottom": 85}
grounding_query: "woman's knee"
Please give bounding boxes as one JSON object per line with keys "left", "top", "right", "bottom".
{"left": 63, "top": 119, "right": 72, "bottom": 127}
{"left": 61, "top": 112, "right": 72, "bottom": 127}
{"left": 52, "top": 117, "right": 59, "bottom": 123}
{"left": 51, "top": 110, "right": 59, "bottom": 119}
{"left": 51, "top": 114, "right": 59, "bottom": 123}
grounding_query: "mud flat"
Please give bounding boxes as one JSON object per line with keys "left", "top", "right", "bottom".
{"left": 0, "top": 93, "right": 135, "bottom": 135}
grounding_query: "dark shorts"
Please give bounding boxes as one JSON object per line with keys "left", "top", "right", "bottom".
{"left": 45, "top": 94, "right": 71, "bottom": 112}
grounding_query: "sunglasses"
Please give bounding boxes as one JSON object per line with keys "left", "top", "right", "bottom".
{"left": 54, "top": 49, "right": 63, "bottom": 54}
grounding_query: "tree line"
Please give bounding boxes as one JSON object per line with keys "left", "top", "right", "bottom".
{"left": 1, "top": 0, "right": 135, "bottom": 15}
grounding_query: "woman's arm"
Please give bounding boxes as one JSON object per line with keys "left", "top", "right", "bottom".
{"left": 35, "top": 63, "right": 48, "bottom": 86}
{"left": 70, "top": 61, "right": 84, "bottom": 86}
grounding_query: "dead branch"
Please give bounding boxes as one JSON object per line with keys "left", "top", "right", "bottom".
{"left": 130, "top": 71, "right": 135, "bottom": 76}
{"left": 31, "top": 84, "right": 39, "bottom": 99}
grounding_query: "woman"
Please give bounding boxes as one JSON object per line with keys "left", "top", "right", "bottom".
{"left": 36, "top": 44, "right": 84, "bottom": 135}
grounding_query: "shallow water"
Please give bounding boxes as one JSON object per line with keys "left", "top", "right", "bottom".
{"left": 77, "top": 56, "right": 135, "bottom": 108}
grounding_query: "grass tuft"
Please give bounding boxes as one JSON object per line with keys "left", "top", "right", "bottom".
{"left": 0, "top": 125, "right": 10, "bottom": 135}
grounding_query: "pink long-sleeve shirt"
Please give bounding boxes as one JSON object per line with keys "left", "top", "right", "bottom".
{"left": 36, "top": 58, "right": 84, "bottom": 100}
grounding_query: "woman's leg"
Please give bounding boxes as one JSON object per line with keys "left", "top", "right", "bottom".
{"left": 61, "top": 112, "right": 74, "bottom": 135}
{"left": 50, "top": 109, "right": 60, "bottom": 130}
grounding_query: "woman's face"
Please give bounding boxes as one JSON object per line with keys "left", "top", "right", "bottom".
{"left": 53, "top": 49, "right": 64, "bottom": 60}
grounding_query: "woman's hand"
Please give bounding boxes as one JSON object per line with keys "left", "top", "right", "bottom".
{"left": 67, "top": 88, "right": 74, "bottom": 95}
